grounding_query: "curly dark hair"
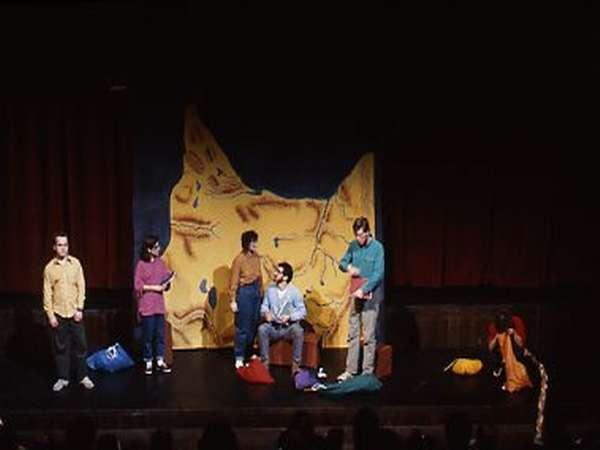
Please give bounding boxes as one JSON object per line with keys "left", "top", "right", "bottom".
{"left": 278, "top": 262, "right": 294, "bottom": 283}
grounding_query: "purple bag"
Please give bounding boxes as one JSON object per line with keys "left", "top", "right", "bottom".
{"left": 294, "top": 368, "right": 319, "bottom": 390}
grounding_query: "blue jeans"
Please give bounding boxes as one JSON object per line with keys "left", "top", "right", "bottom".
{"left": 141, "top": 314, "right": 165, "bottom": 362}
{"left": 234, "top": 281, "right": 261, "bottom": 361}
{"left": 258, "top": 322, "right": 304, "bottom": 366}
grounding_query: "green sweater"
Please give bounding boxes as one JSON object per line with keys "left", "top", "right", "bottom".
{"left": 338, "top": 237, "right": 385, "bottom": 293}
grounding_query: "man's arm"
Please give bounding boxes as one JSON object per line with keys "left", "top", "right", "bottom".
{"left": 289, "top": 289, "right": 307, "bottom": 322}
{"left": 42, "top": 268, "right": 57, "bottom": 325}
{"left": 260, "top": 288, "right": 272, "bottom": 321}
{"left": 76, "top": 261, "right": 86, "bottom": 311}
{"left": 338, "top": 243, "right": 353, "bottom": 272}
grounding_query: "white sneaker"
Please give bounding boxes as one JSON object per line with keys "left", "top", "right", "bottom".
{"left": 79, "top": 376, "right": 95, "bottom": 390}
{"left": 336, "top": 371, "right": 354, "bottom": 382}
{"left": 234, "top": 359, "right": 244, "bottom": 369}
{"left": 145, "top": 360, "right": 153, "bottom": 375}
{"left": 52, "top": 379, "right": 69, "bottom": 392}
{"left": 155, "top": 359, "right": 172, "bottom": 374}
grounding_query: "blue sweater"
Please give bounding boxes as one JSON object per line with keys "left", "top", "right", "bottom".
{"left": 260, "top": 283, "right": 306, "bottom": 323}
{"left": 339, "top": 237, "right": 385, "bottom": 293}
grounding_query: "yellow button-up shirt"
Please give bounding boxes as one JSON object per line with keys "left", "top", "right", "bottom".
{"left": 43, "top": 256, "right": 86, "bottom": 321}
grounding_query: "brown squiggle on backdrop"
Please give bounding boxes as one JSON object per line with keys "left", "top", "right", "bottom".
{"left": 185, "top": 152, "right": 206, "bottom": 175}
{"left": 206, "top": 174, "right": 244, "bottom": 196}
{"left": 235, "top": 206, "right": 248, "bottom": 223}
{"left": 305, "top": 200, "right": 323, "bottom": 232}
{"left": 247, "top": 207, "right": 259, "bottom": 220}
{"left": 174, "top": 184, "right": 193, "bottom": 203}
{"left": 250, "top": 198, "right": 301, "bottom": 210}
{"left": 170, "top": 305, "right": 233, "bottom": 347}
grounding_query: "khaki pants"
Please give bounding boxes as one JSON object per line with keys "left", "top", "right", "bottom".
{"left": 345, "top": 285, "right": 383, "bottom": 375}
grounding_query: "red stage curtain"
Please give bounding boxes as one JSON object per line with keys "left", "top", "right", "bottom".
{"left": 384, "top": 129, "right": 598, "bottom": 288}
{"left": 1, "top": 94, "right": 132, "bottom": 294}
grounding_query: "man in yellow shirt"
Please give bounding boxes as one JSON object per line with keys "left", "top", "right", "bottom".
{"left": 43, "top": 232, "right": 94, "bottom": 392}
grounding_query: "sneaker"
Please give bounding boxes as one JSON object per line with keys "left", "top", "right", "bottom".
{"left": 234, "top": 359, "right": 244, "bottom": 369}
{"left": 336, "top": 371, "right": 354, "bottom": 382}
{"left": 79, "top": 376, "right": 95, "bottom": 390}
{"left": 52, "top": 379, "right": 69, "bottom": 392}
{"left": 156, "top": 360, "right": 172, "bottom": 374}
{"left": 291, "top": 361, "right": 300, "bottom": 377}
{"left": 144, "top": 361, "right": 153, "bottom": 375}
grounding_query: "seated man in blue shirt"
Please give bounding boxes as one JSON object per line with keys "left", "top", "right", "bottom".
{"left": 337, "top": 216, "right": 385, "bottom": 381}
{"left": 257, "top": 262, "right": 307, "bottom": 375}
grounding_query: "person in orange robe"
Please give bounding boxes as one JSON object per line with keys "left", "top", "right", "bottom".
{"left": 488, "top": 312, "right": 533, "bottom": 393}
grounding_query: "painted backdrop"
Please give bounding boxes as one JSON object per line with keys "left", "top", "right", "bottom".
{"left": 136, "top": 106, "right": 376, "bottom": 349}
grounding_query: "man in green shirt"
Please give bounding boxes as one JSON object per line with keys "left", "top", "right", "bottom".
{"left": 337, "top": 217, "right": 385, "bottom": 381}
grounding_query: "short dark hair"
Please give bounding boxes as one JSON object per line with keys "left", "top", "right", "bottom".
{"left": 140, "top": 235, "right": 159, "bottom": 262}
{"left": 352, "top": 217, "right": 370, "bottom": 234}
{"left": 278, "top": 262, "right": 293, "bottom": 283}
{"left": 241, "top": 230, "right": 258, "bottom": 252}
{"left": 53, "top": 231, "right": 69, "bottom": 244}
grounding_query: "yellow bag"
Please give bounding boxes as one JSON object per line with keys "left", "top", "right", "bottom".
{"left": 447, "top": 358, "right": 483, "bottom": 375}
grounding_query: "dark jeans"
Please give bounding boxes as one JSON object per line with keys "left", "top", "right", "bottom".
{"left": 234, "top": 281, "right": 261, "bottom": 361}
{"left": 141, "top": 314, "right": 166, "bottom": 362}
{"left": 52, "top": 316, "right": 88, "bottom": 381}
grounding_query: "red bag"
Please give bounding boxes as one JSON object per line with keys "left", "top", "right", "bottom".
{"left": 349, "top": 276, "right": 367, "bottom": 293}
{"left": 486, "top": 315, "right": 527, "bottom": 345}
{"left": 236, "top": 359, "right": 275, "bottom": 384}
{"left": 349, "top": 276, "right": 372, "bottom": 299}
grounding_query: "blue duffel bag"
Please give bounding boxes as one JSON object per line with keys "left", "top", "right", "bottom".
{"left": 86, "top": 342, "right": 135, "bottom": 372}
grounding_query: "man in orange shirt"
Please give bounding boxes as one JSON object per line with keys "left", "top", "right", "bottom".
{"left": 43, "top": 232, "right": 94, "bottom": 392}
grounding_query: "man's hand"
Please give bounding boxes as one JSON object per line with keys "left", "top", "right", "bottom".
{"left": 49, "top": 317, "right": 59, "bottom": 328}
{"left": 74, "top": 310, "right": 83, "bottom": 322}
{"left": 351, "top": 288, "right": 373, "bottom": 300}
{"left": 348, "top": 264, "right": 360, "bottom": 277}
{"left": 280, "top": 315, "right": 290, "bottom": 324}
{"left": 230, "top": 301, "right": 238, "bottom": 313}
{"left": 265, "top": 312, "right": 273, "bottom": 322}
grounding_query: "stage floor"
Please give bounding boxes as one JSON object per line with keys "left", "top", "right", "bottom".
{"left": 0, "top": 348, "right": 596, "bottom": 431}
